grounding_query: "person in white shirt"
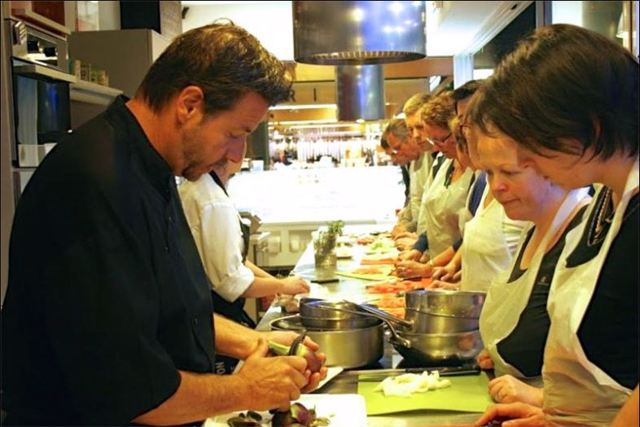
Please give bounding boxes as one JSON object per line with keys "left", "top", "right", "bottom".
{"left": 398, "top": 81, "right": 528, "bottom": 291}
{"left": 392, "top": 92, "right": 435, "bottom": 245}
{"left": 179, "top": 147, "right": 309, "bottom": 372}
{"left": 395, "top": 91, "right": 474, "bottom": 265}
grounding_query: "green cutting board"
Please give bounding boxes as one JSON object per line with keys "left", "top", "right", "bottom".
{"left": 358, "top": 373, "right": 494, "bottom": 415}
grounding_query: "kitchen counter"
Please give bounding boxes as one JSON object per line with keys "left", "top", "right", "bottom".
{"left": 255, "top": 226, "right": 489, "bottom": 426}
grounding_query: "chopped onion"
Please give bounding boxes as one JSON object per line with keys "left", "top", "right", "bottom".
{"left": 373, "top": 370, "right": 452, "bottom": 397}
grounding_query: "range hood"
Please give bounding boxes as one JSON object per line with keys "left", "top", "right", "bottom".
{"left": 293, "top": 1, "right": 425, "bottom": 121}
{"left": 335, "top": 64, "right": 385, "bottom": 121}
{"left": 293, "top": 1, "right": 426, "bottom": 65}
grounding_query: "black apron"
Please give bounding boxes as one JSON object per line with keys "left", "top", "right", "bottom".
{"left": 209, "top": 172, "right": 257, "bottom": 375}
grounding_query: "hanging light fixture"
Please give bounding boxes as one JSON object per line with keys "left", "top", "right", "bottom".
{"left": 293, "top": 1, "right": 425, "bottom": 121}
{"left": 293, "top": 1, "right": 426, "bottom": 65}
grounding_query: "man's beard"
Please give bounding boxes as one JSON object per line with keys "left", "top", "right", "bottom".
{"left": 180, "top": 127, "right": 212, "bottom": 182}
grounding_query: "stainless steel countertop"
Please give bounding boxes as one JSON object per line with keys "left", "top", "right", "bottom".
{"left": 256, "top": 229, "right": 487, "bottom": 426}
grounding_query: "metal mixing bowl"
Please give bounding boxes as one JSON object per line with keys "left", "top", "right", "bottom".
{"left": 271, "top": 315, "right": 383, "bottom": 369}
{"left": 405, "top": 289, "right": 486, "bottom": 318}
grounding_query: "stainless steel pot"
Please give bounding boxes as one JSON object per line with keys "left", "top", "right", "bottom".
{"left": 405, "top": 289, "right": 486, "bottom": 318}
{"left": 299, "top": 298, "right": 379, "bottom": 330}
{"left": 389, "top": 329, "right": 483, "bottom": 366}
{"left": 300, "top": 298, "right": 363, "bottom": 320}
{"left": 404, "top": 308, "right": 479, "bottom": 333}
{"left": 271, "top": 315, "right": 383, "bottom": 369}
{"left": 300, "top": 299, "right": 411, "bottom": 346}
{"left": 300, "top": 315, "right": 379, "bottom": 330}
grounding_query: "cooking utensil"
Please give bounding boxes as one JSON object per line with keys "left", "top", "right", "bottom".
{"left": 271, "top": 315, "right": 384, "bottom": 369}
{"left": 300, "top": 315, "right": 380, "bottom": 330}
{"left": 405, "top": 289, "right": 486, "bottom": 318}
{"left": 304, "top": 299, "right": 412, "bottom": 328}
{"left": 300, "top": 298, "right": 365, "bottom": 320}
{"left": 299, "top": 299, "right": 380, "bottom": 329}
{"left": 389, "top": 329, "right": 483, "bottom": 366}
{"left": 346, "top": 300, "right": 414, "bottom": 329}
{"left": 353, "top": 364, "right": 481, "bottom": 381}
{"left": 304, "top": 300, "right": 412, "bottom": 347}
{"left": 404, "top": 307, "right": 479, "bottom": 333}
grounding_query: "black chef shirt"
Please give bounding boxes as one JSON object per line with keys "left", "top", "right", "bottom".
{"left": 2, "top": 96, "right": 216, "bottom": 425}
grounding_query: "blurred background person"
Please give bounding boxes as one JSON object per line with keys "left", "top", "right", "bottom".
{"left": 395, "top": 90, "right": 474, "bottom": 273}
{"left": 380, "top": 119, "right": 412, "bottom": 208}
{"left": 392, "top": 93, "right": 433, "bottom": 242}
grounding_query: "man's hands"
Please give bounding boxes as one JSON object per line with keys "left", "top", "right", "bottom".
{"left": 236, "top": 333, "right": 328, "bottom": 411}
{"left": 280, "top": 276, "right": 310, "bottom": 296}
{"left": 263, "top": 331, "right": 328, "bottom": 393}
{"left": 236, "top": 339, "right": 309, "bottom": 411}
{"left": 474, "top": 402, "right": 545, "bottom": 427}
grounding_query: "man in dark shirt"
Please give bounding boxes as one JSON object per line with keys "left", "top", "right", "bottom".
{"left": 2, "top": 23, "right": 325, "bottom": 426}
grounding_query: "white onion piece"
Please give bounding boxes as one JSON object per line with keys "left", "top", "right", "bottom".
{"left": 373, "top": 370, "right": 452, "bottom": 397}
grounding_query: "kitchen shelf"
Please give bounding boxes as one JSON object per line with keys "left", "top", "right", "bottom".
{"left": 70, "top": 80, "right": 122, "bottom": 106}
{"left": 11, "top": 8, "right": 71, "bottom": 36}
{"left": 13, "top": 63, "right": 76, "bottom": 83}
{"left": 12, "top": 166, "right": 38, "bottom": 172}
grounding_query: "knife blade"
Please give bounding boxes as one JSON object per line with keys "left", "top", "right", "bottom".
{"left": 353, "top": 365, "right": 481, "bottom": 381}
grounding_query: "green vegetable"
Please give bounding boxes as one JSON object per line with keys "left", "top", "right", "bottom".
{"left": 313, "top": 220, "right": 344, "bottom": 266}
{"left": 268, "top": 335, "right": 322, "bottom": 373}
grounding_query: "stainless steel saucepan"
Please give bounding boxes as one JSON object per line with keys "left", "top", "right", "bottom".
{"left": 299, "top": 298, "right": 379, "bottom": 329}
{"left": 405, "top": 289, "right": 486, "bottom": 318}
{"left": 271, "top": 315, "right": 384, "bottom": 369}
{"left": 389, "top": 329, "right": 483, "bottom": 366}
{"left": 404, "top": 308, "right": 479, "bottom": 333}
{"left": 301, "top": 299, "right": 412, "bottom": 347}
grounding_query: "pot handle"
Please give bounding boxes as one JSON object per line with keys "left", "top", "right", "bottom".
{"left": 342, "top": 299, "right": 414, "bottom": 329}
{"left": 388, "top": 329, "right": 411, "bottom": 349}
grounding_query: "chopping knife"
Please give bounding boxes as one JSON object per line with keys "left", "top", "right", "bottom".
{"left": 352, "top": 364, "right": 481, "bottom": 381}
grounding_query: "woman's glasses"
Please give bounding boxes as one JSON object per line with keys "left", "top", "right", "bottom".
{"left": 426, "top": 132, "right": 452, "bottom": 146}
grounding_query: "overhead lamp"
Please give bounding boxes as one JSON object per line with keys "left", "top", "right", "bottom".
{"left": 293, "top": 1, "right": 426, "bottom": 65}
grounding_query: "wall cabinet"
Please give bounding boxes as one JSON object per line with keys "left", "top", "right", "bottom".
{"left": 69, "top": 29, "right": 170, "bottom": 99}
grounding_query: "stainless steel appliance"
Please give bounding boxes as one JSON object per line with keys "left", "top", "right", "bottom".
{"left": 7, "top": 17, "right": 74, "bottom": 169}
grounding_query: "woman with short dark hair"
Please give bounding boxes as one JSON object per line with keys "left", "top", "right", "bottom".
{"left": 471, "top": 24, "right": 638, "bottom": 427}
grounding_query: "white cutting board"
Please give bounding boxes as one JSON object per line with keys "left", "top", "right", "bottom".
{"left": 203, "top": 393, "right": 366, "bottom": 427}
